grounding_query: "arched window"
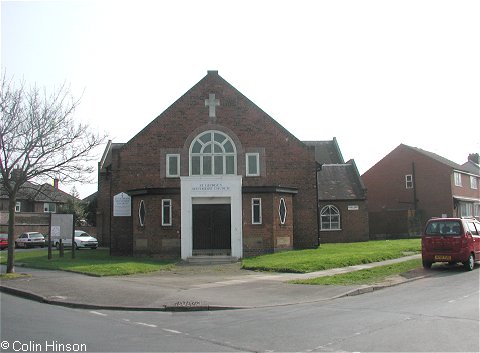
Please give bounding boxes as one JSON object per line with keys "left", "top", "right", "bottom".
{"left": 320, "top": 205, "right": 340, "bottom": 230}
{"left": 189, "top": 131, "right": 236, "bottom": 175}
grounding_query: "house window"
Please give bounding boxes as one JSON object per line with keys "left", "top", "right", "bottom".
{"left": 320, "top": 205, "right": 341, "bottom": 230}
{"left": 454, "top": 172, "right": 462, "bottom": 187}
{"left": 246, "top": 153, "right": 260, "bottom": 176}
{"left": 162, "top": 199, "right": 172, "bottom": 226}
{"left": 470, "top": 176, "right": 478, "bottom": 190}
{"left": 279, "top": 198, "right": 287, "bottom": 225}
{"left": 15, "top": 202, "right": 21, "bottom": 212}
{"left": 189, "top": 131, "right": 236, "bottom": 176}
{"left": 252, "top": 198, "right": 262, "bottom": 224}
{"left": 138, "top": 200, "right": 146, "bottom": 227}
{"left": 405, "top": 174, "right": 413, "bottom": 189}
{"left": 459, "top": 202, "right": 473, "bottom": 217}
{"left": 44, "top": 203, "right": 56, "bottom": 213}
{"left": 166, "top": 154, "right": 180, "bottom": 177}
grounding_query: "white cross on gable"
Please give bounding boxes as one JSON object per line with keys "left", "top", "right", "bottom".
{"left": 205, "top": 93, "right": 220, "bottom": 118}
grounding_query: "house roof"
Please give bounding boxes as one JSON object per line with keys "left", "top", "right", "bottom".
{"left": 404, "top": 144, "right": 479, "bottom": 176}
{"left": 303, "top": 138, "right": 344, "bottom": 164}
{"left": 0, "top": 181, "right": 80, "bottom": 203}
{"left": 317, "top": 160, "right": 366, "bottom": 200}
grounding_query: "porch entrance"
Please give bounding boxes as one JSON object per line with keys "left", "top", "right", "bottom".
{"left": 192, "top": 204, "right": 231, "bottom": 255}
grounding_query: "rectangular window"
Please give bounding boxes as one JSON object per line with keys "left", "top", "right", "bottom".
{"left": 162, "top": 199, "right": 172, "bottom": 226}
{"left": 405, "top": 174, "right": 413, "bottom": 189}
{"left": 252, "top": 198, "right": 262, "bottom": 224}
{"left": 166, "top": 154, "right": 180, "bottom": 177}
{"left": 15, "top": 202, "right": 21, "bottom": 212}
{"left": 459, "top": 202, "right": 473, "bottom": 217}
{"left": 44, "top": 203, "right": 56, "bottom": 213}
{"left": 454, "top": 172, "right": 462, "bottom": 187}
{"left": 246, "top": 153, "right": 260, "bottom": 176}
{"left": 470, "top": 176, "right": 478, "bottom": 190}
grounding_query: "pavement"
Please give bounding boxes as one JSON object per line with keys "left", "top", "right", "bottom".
{"left": 0, "top": 254, "right": 425, "bottom": 311}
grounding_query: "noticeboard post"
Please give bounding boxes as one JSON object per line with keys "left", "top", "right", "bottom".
{"left": 49, "top": 213, "right": 74, "bottom": 259}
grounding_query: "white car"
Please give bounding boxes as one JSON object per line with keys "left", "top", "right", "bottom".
{"left": 55, "top": 230, "right": 98, "bottom": 250}
{"left": 15, "top": 232, "right": 46, "bottom": 248}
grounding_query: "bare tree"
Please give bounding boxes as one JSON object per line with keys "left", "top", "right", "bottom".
{"left": 0, "top": 73, "right": 107, "bottom": 273}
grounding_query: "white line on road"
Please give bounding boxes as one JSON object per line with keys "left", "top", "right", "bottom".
{"left": 135, "top": 322, "right": 157, "bottom": 328}
{"left": 89, "top": 311, "right": 107, "bottom": 316}
{"left": 162, "top": 328, "right": 182, "bottom": 334}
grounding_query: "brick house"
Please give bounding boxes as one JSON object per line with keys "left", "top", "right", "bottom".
{"left": 362, "top": 144, "right": 480, "bottom": 238}
{"left": 97, "top": 71, "right": 367, "bottom": 259}
{"left": 0, "top": 179, "right": 82, "bottom": 236}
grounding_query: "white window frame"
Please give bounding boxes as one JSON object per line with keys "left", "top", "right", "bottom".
{"left": 15, "top": 201, "right": 21, "bottom": 212}
{"left": 279, "top": 198, "right": 287, "bottom": 225}
{"left": 454, "top": 172, "right": 462, "bottom": 187}
{"left": 470, "top": 176, "right": 478, "bottom": 190}
{"left": 43, "top": 202, "right": 56, "bottom": 213}
{"left": 166, "top": 154, "right": 180, "bottom": 178}
{"left": 162, "top": 199, "right": 172, "bottom": 226}
{"left": 405, "top": 174, "right": 413, "bottom": 189}
{"left": 246, "top": 153, "right": 260, "bottom": 177}
{"left": 138, "top": 200, "right": 146, "bottom": 227}
{"left": 251, "top": 198, "right": 262, "bottom": 225}
{"left": 189, "top": 130, "right": 237, "bottom": 176}
{"left": 320, "top": 205, "right": 341, "bottom": 231}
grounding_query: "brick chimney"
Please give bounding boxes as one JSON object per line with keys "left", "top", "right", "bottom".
{"left": 53, "top": 178, "right": 59, "bottom": 189}
{"left": 468, "top": 153, "right": 480, "bottom": 164}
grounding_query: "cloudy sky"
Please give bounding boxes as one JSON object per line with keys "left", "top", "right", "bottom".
{"left": 2, "top": 0, "right": 479, "bottom": 198}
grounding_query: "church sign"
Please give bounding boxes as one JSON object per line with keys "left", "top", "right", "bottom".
{"left": 191, "top": 182, "right": 231, "bottom": 193}
{"left": 113, "top": 192, "right": 131, "bottom": 217}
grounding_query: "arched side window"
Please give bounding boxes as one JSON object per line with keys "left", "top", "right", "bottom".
{"left": 189, "top": 131, "right": 236, "bottom": 176}
{"left": 320, "top": 205, "right": 340, "bottom": 230}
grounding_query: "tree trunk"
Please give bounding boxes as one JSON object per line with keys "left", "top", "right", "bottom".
{"left": 6, "top": 194, "right": 16, "bottom": 273}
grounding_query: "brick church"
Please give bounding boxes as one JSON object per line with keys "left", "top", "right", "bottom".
{"left": 97, "top": 71, "right": 368, "bottom": 260}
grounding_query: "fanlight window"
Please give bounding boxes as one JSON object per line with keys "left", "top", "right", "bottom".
{"left": 190, "top": 131, "right": 236, "bottom": 175}
{"left": 320, "top": 205, "right": 340, "bottom": 230}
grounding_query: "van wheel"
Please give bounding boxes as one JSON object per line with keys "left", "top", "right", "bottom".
{"left": 74, "top": 242, "right": 78, "bottom": 250}
{"left": 463, "top": 254, "right": 474, "bottom": 271}
{"left": 423, "top": 261, "right": 432, "bottom": 269}
{"left": 55, "top": 242, "right": 60, "bottom": 250}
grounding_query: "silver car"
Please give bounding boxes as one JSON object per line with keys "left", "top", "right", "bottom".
{"left": 15, "top": 232, "right": 46, "bottom": 248}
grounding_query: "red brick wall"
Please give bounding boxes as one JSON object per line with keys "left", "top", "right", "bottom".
{"left": 319, "top": 201, "right": 369, "bottom": 243}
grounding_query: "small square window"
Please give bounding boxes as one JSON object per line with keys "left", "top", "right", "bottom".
{"left": 252, "top": 198, "right": 262, "bottom": 224}
{"left": 15, "top": 202, "right": 21, "bottom": 212}
{"left": 246, "top": 153, "right": 260, "bottom": 176}
{"left": 166, "top": 154, "right": 180, "bottom": 177}
{"left": 162, "top": 199, "right": 172, "bottom": 226}
{"left": 405, "top": 174, "right": 413, "bottom": 189}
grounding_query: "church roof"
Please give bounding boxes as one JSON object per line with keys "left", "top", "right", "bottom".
{"left": 303, "top": 138, "right": 344, "bottom": 164}
{"left": 317, "top": 160, "right": 366, "bottom": 200}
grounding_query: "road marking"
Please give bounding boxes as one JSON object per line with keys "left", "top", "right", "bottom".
{"left": 448, "top": 300, "right": 456, "bottom": 303}
{"left": 135, "top": 322, "right": 157, "bottom": 328}
{"left": 89, "top": 311, "right": 107, "bottom": 316}
{"left": 162, "top": 328, "right": 182, "bottom": 334}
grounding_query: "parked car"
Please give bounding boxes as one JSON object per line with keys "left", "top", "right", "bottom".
{"left": 55, "top": 230, "right": 98, "bottom": 250}
{"left": 421, "top": 217, "right": 480, "bottom": 271}
{"left": 15, "top": 232, "right": 46, "bottom": 248}
{"left": 0, "top": 233, "right": 8, "bottom": 250}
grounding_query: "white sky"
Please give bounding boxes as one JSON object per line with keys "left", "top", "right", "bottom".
{"left": 2, "top": 0, "right": 479, "bottom": 198}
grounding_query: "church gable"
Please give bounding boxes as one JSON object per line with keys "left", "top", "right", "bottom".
{"left": 99, "top": 71, "right": 319, "bottom": 258}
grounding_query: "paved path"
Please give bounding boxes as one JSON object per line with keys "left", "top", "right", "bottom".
{"left": 0, "top": 254, "right": 424, "bottom": 311}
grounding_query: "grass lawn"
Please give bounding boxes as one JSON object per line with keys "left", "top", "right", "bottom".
{"left": 291, "top": 259, "right": 422, "bottom": 285}
{"left": 242, "top": 239, "right": 420, "bottom": 273}
{"left": 0, "top": 249, "right": 176, "bottom": 276}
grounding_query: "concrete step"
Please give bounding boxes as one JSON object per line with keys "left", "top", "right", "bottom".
{"left": 185, "top": 255, "right": 239, "bottom": 265}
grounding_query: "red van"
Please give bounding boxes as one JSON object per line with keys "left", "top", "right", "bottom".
{"left": 421, "top": 217, "right": 480, "bottom": 271}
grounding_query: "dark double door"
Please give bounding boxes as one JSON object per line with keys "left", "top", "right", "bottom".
{"left": 192, "top": 204, "right": 231, "bottom": 253}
